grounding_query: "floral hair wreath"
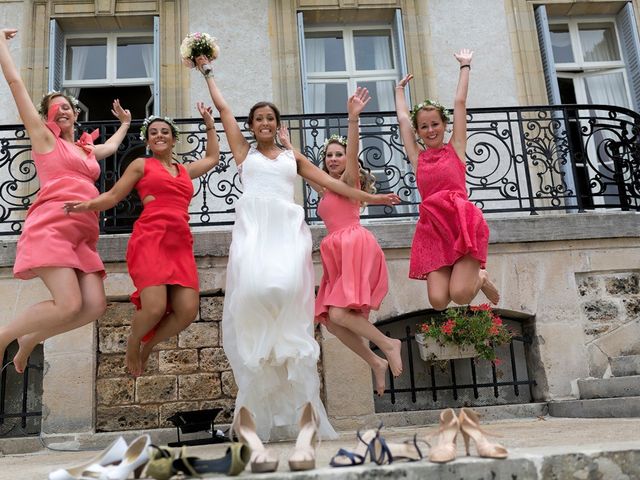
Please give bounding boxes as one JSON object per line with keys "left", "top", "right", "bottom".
{"left": 320, "top": 134, "right": 348, "bottom": 160}
{"left": 410, "top": 99, "right": 451, "bottom": 125}
{"left": 139, "top": 115, "right": 180, "bottom": 141}
{"left": 37, "top": 91, "right": 80, "bottom": 116}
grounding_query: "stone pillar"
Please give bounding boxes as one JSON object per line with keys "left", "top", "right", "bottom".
{"left": 321, "top": 326, "right": 375, "bottom": 419}
{"left": 41, "top": 322, "right": 96, "bottom": 434}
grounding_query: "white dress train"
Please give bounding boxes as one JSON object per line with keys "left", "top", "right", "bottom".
{"left": 222, "top": 146, "right": 338, "bottom": 441}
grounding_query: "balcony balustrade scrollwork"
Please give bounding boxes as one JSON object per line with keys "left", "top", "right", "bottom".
{"left": 0, "top": 104, "right": 637, "bottom": 236}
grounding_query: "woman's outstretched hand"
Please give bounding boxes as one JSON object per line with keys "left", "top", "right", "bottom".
{"left": 454, "top": 48, "right": 473, "bottom": 66}
{"left": 348, "top": 87, "right": 371, "bottom": 117}
{"left": 197, "top": 101, "right": 216, "bottom": 129}
{"left": 111, "top": 99, "right": 131, "bottom": 125}
{"left": 396, "top": 74, "right": 413, "bottom": 90}
{"left": 371, "top": 192, "right": 401, "bottom": 206}
{"left": 63, "top": 201, "right": 90, "bottom": 214}
{"left": 277, "top": 124, "right": 293, "bottom": 150}
{"left": 1, "top": 29, "right": 17, "bottom": 42}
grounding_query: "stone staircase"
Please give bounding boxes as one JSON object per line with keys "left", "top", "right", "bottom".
{"left": 549, "top": 354, "right": 640, "bottom": 417}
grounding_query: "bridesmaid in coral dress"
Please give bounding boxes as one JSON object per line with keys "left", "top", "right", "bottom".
{"left": 0, "top": 28, "right": 131, "bottom": 373}
{"left": 394, "top": 49, "right": 500, "bottom": 310}
{"left": 65, "top": 104, "right": 220, "bottom": 376}
{"left": 280, "top": 88, "right": 403, "bottom": 397}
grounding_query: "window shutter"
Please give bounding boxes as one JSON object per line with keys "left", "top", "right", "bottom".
{"left": 153, "top": 16, "right": 160, "bottom": 115}
{"left": 534, "top": 5, "right": 561, "bottom": 105}
{"left": 393, "top": 8, "right": 410, "bottom": 105}
{"left": 616, "top": 2, "right": 640, "bottom": 111}
{"left": 296, "top": 12, "right": 309, "bottom": 113}
{"left": 48, "top": 19, "right": 64, "bottom": 92}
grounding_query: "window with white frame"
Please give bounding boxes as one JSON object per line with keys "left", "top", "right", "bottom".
{"left": 549, "top": 18, "right": 632, "bottom": 107}
{"left": 49, "top": 18, "right": 159, "bottom": 121}
{"left": 535, "top": 3, "right": 640, "bottom": 209}
{"left": 304, "top": 27, "right": 397, "bottom": 115}
{"left": 298, "top": 10, "right": 416, "bottom": 216}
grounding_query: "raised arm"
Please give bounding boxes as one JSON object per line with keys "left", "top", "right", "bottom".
{"left": 344, "top": 87, "right": 370, "bottom": 187}
{"left": 0, "top": 29, "right": 55, "bottom": 153}
{"left": 295, "top": 150, "right": 400, "bottom": 206}
{"left": 197, "top": 56, "right": 249, "bottom": 164}
{"left": 450, "top": 49, "right": 472, "bottom": 162}
{"left": 93, "top": 99, "right": 132, "bottom": 161}
{"left": 395, "top": 74, "right": 420, "bottom": 171}
{"left": 64, "top": 158, "right": 144, "bottom": 213}
{"left": 277, "top": 124, "right": 323, "bottom": 194}
{"left": 185, "top": 102, "right": 220, "bottom": 179}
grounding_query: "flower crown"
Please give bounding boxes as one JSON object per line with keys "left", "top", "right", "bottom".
{"left": 139, "top": 115, "right": 179, "bottom": 141}
{"left": 37, "top": 91, "right": 80, "bottom": 116}
{"left": 410, "top": 99, "right": 451, "bottom": 125}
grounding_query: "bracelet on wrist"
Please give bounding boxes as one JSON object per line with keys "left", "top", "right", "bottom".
{"left": 348, "top": 118, "right": 359, "bottom": 123}
{"left": 460, "top": 64, "right": 471, "bottom": 70}
{"left": 205, "top": 125, "right": 215, "bottom": 131}
{"left": 121, "top": 122, "right": 130, "bottom": 127}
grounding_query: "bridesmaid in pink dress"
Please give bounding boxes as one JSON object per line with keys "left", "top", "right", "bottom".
{"left": 281, "top": 88, "right": 403, "bottom": 396}
{"left": 0, "top": 28, "right": 131, "bottom": 373}
{"left": 394, "top": 49, "right": 499, "bottom": 310}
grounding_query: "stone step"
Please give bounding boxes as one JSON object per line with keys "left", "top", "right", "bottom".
{"left": 548, "top": 396, "right": 640, "bottom": 418}
{"left": 578, "top": 375, "right": 640, "bottom": 399}
{"left": 611, "top": 355, "right": 640, "bottom": 377}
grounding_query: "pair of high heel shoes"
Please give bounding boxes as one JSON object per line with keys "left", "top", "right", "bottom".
{"left": 48, "top": 434, "right": 151, "bottom": 480}
{"left": 232, "top": 402, "right": 319, "bottom": 473}
{"left": 428, "top": 408, "right": 508, "bottom": 463}
{"left": 330, "top": 423, "right": 426, "bottom": 466}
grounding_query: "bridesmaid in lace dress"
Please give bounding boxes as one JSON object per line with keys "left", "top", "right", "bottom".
{"left": 394, "top": 49, "right": 500, "bottom": 310}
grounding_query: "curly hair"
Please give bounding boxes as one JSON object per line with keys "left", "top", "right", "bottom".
{"left": 321, "top": 138, "right": 377, "bottom": 195}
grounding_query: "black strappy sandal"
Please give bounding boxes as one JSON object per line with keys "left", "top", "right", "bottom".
{"left": 329, "top": 427, "right": 383, "bottom": 467}
{"left": 375, "top": 434, "right": 426, "bottom": 464}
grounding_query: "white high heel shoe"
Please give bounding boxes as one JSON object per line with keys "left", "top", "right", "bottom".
{"left": 77, "top": 434, "right": 151, "bottom": 480}
{"left": 49, "top": 436, "right": 128, "bottom": 480}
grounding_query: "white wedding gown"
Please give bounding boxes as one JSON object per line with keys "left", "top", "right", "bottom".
{"left": 222, "top": 146, "right": 337, "bottom": 441}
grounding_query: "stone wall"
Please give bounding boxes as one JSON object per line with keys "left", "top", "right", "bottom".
{"left": 95, "top": 296, "right": 237, "bottom": 431}
{"left": 576, "top": 272, "right": 640, "bottom": 378}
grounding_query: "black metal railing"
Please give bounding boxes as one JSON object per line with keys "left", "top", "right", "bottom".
{"left": 373, "top": 310, "right": 535, "bottom": 412}
{"left": 0, "top": 104, "right": 638, "bottom": 235}
{"left": 0, "top": 342, "right": 43, "bottom": 437}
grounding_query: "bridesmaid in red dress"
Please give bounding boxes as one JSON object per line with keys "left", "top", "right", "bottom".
{"left": 394, "top": 49, "right": 499, "bottom": 310}
{"left": 65, "top": 104, "right": 220, "bottom": 376}
{"left": 280, "top": 88, "right": 403, "bottom": 396}
{"left": 0, "top": 28, "right": 131, "bottom": 373}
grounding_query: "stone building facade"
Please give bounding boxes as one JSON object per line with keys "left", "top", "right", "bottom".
{"left": 0, "top": 0, "right": 639, "bottom": 442}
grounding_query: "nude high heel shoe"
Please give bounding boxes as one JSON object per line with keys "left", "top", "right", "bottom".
{"left": 232, "top": 406, "right": 279, "bottom": 473}
{"left": 288, "top": 402, "right": 319, "bottom": 471}
{"left": 459, "top": 408, "right": 508, "bottom": 459}
{"left": 427, "top": 408, "right": 460, "bottom": 463}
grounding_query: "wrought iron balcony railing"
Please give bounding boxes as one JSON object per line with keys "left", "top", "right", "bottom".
{"left": 0, "top": 104, "right": 638, "bottom": 236}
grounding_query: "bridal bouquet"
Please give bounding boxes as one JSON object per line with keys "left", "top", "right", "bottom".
{"left": 180, "top": 32, "right": 220, "bottom": 75}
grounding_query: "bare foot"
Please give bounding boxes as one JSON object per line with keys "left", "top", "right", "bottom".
{"left": 479, "top": 270, "right": 500, "bottom": 305}
{"left": 13, "top": 336, "right": 35, "bottom": 374}
{"left": 371, "top": 357, "right": 388, "bottom": 396}
{"left": 125, "top": 336, "right": 142, "bottom": 377}
{"left": 382, "top": 338, "right": 403, "bottom": 377}
{"left": 138, "top": 342, "right": 154, "bottom": 376}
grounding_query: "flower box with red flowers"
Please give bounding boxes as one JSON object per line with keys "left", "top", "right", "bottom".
{"left": 415, "top": 304, "right": 512, "bottom": 362}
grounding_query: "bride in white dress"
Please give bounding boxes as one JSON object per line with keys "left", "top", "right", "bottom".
{"left": 201, "top": 67, "right": 399, "bottom": 441}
